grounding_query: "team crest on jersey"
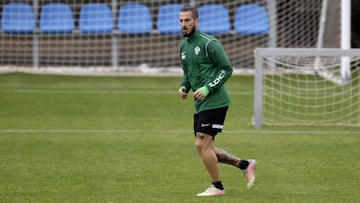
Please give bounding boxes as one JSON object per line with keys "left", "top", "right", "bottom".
{"left": 194, "top": 46, "right": 201, "bottom": 55}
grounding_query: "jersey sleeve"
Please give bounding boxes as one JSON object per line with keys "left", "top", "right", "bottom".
{"left": 204, "top": 40, "right": 233, "bottom": 93}
{"left": 179, "top": 63, "right": 191, "bottom": 92}
{"left": 178, "top": 43, "right": 191, "bottom": 92}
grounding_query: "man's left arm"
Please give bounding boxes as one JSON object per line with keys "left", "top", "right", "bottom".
{"left": 200, "top": 41, "right": 233, "bottom": 96}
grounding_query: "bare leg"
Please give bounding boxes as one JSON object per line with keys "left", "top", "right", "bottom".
{"left": 215, "top": 147, "right": 241, "bottom": 168}
{"left": 195, "top": 132, "right": 220, "bottom": 182}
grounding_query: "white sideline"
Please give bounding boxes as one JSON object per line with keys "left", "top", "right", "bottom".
{"left": 0, "top": 89, "right": 253, "bottom": 96}
{"left": 0, "top": 66, "right": 255, "bottom": 76}
{"left": 0, "top": 129, "right": 357, "bottom": 135}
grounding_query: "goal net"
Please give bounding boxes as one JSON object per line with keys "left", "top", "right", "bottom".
{"left": 253, "top": 48, "right": 360, "bottom": 128}
{"left": 0, "top": 0, "right": 341, "bottom": 74}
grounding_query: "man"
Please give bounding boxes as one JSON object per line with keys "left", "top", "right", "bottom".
{"left": 177, "top": 6, "right": 256, "bottom": 196}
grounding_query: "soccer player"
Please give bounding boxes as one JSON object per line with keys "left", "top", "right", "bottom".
{"left": 177, "top": 6, "right": 256, "bottom": 196}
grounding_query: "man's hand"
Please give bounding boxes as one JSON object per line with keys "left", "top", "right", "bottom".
{"left": 193, "top": 86, "right": 209, "bottom": 100}
{"left": 178, "top": 87, "right": 188, "bottom": 100}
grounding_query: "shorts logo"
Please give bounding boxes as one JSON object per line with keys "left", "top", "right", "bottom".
{"left": 212, "top": 124, "right": 224, "bottom": 129}
{"left": 201, "top": 123, "right": 211, "bottom": 127}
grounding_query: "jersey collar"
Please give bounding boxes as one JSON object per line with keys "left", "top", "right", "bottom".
{"left": 186, "top": 29, "right": 200, "bottom": 42}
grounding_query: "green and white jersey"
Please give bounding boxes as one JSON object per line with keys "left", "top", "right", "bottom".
{"left": 179, "top": 29, "right": 233, "bottom": 113}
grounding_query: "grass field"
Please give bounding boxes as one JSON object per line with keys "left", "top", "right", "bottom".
{"left": 0, "top": 73, "right": 359, "bottom": 203}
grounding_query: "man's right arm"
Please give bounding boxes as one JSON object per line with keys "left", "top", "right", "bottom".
{"left": 178, "top": 65, "right": 190, "bottom": 99}
{"left": 178, "top": 42, "right": 191, "bottom": 99}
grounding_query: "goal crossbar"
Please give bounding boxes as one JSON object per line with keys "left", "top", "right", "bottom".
{"left": 255, "top": 48, "right": 360, "bottom": 57}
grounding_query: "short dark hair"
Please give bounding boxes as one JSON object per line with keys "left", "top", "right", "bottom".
{"left": 180, "top": 6, "right": 199, "bottom": 19}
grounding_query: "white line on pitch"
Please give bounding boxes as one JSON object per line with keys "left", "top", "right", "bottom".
{"left": 0, "top": 129, "right": 358, "bottom": 135}
{"left": 0, "top": 89, "right": 252, "bottom": 95}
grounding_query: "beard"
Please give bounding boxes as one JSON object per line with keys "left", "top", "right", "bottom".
{"left": 182, "top": 26, "right": 196, "bottom": 37}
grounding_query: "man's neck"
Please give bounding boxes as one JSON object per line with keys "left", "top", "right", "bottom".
{"left": 186, "top": 29, "right": 199, "bottom": 41}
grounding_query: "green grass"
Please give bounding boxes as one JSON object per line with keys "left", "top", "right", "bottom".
{"left": 0, "top": 73, "right": 359, "bottom": 203}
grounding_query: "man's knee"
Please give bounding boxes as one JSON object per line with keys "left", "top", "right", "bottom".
{"left": 195, "top": 132, "right": 211, "bottom": 152}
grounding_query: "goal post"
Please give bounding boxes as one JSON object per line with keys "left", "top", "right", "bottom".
{"left": 253, "top": 48, "right": 360, "bottom": 128}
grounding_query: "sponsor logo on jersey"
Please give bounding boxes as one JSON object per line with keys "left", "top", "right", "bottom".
{"left": 181, "top": 52, "right": 186, "bottom": 60}
{"left": 209, "top": 70, "right": 226, "bottom": 88}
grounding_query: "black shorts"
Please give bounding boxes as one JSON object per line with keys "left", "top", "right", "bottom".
{"left": 194, "top": 106, "right": 228, "bottom": 138}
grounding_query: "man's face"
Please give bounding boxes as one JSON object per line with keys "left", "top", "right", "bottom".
{"left": 179, "top": 11, "right": 198, "bottom": 37}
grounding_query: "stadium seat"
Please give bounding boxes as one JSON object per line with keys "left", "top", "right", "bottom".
{"left": 157, "top": 4, "right": 183, "bottom": 34}
{"left": 79, "top": 3, "right": 113, "bottom": 34}
{"left": 118, "top": 3, "right": 152, "bottom": 34}
{"left": 1, "top": 2, "right": 35, "bottom": 34}
{"left": 234, "top": 4, "right": 269, "bottom": 35}
{"left": 40, "top": 3, "right": 74, "bottom": 34}
{"left": 198, "top": 4, "right": 231, "bottom": 34}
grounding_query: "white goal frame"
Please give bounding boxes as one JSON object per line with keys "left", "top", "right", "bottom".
{"left": 253, "top": 48, "right": 360, "bottom": 128}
